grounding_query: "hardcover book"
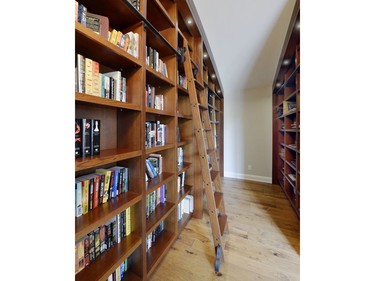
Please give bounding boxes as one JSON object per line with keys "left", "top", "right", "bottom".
{"left": 91, "top": 119, "right": 100, "bottom": 155}
{"left": 82, "top": 118, "right": 91, "bottom": 157}
{"left": 75, "top": 180, "right": 82, "bottom": 217}
{"left": 75, "top": 118, "right": 82, "bottom": 158}
{"left": 86, "top": 12, "right": 109, "bottom": 39}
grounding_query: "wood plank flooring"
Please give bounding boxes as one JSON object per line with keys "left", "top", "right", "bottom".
{"left": 149, "top": 177, "right": 300, "bottom": 281}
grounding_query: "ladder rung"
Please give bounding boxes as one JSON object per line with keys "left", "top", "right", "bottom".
{"left": 214, "top": 192, "right": 223, "bottom": 208}
{"left": 218, "top": 214, "right": 227, "bottom": 236}
{"left": 210, "top": 170, "right": 219, "bottom": 181}
{"left": 207, "top": 148, "right": 215, "bottom": 154}
{"left": 198, "top": 104, "right": 208, "bottom": 110}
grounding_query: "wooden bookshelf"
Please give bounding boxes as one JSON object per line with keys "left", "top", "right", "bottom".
{"left": 272, "top": 0, "right": 300, "bottom": 218}
{"left": 75, "top": 0, "right": 224, "bottom": 279}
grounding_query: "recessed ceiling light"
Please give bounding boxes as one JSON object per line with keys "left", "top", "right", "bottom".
{"left": 295, "top": 21, "right": 300, "bottom": 30}
{"left": 203, "top": 53, "right": 208, "bottom": 58}
{"left": 187, "top": 18, "right": 193, "bottom": 25}
{"left": 217, "top": 89, "right": 221, "bottom": 94}
{"left": 276, "top": 82, "right": 282, "bottom": 87}
{"left": 283, "top": 59, "right": 290, "bottom": 65}
{"left": 211, "top": 74, "right": 216, "bottom": 79}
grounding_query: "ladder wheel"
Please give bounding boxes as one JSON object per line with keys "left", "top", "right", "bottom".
{"left": 214, "top": 245, "right": 222, "bottom": 274}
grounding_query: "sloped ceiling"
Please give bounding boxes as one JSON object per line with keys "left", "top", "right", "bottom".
{"left": 190, "top": 0, "right": 296, "bottom": 95}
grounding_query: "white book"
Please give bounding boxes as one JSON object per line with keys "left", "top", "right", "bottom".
{"left": 103, "top": 71, "right": 122, "bottom": 101}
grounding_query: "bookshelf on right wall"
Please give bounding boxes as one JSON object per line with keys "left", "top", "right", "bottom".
{"left": 272, "top": 0, "right": 300, "bottom": 218}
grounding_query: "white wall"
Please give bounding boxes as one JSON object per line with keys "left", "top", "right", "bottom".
{"left": 224, "top": 85, "right": 272, "bottom": 183}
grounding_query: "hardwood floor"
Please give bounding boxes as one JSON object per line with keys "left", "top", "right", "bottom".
{"left": 149, "top": 177, "right": 300, "bottom": 281}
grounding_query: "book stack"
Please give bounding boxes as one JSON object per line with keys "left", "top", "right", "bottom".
{"left": 145, "top": 121, "right": 167, "bottom": 148}
{"left": 177, "top": 74, "right": 188, "bottom": 89}
{"left": 128, "top": 0, "right": 140, "bottom": 10}
{"left": 177, "top": 147, "right": 183, "bottom": 167}
{"left": 75, "top": 54, "right": 127, "bottom": 102}
{"left": 146, "top": 84, "right": 164, "bottom": 110}
{"left": 146, "top": 46, "right": 169, "bottom": 77}
{"left": 283, "top": 101, "right": 297, "bottom": 114}
{"left": 146, "top": 185, "right": 166, "bottom": 218}
{"left": 75, "top": 207, "right": 132, "bottom": 274}
{"left": 177, "top": 171, "right": 185, "bottom": 193}
{"left": 109, "top": 30, "right": 140, "bottom": 59}
{"left": 75, "top": 166, "right": 129, "bottom": 217}
{"left": 106, "top": 259, "right": 128, "bottom": 281}
{"left": 177, "top": 195, "right": 194, "bottom": 221}
{"left": 75, "top": 118, "right": 100, "bottom": 158}
{"left": 146, "top": 220, "right": 165, "bottom": 252}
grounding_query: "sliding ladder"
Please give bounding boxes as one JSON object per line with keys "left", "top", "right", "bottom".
{"left": 182, "top": 39, "right": 228, "bottom": 274}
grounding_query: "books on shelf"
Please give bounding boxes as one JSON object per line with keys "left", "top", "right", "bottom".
{"left": 178, "top": 195, "right": 194, "bottom": 221}
{"left": 146, "top": 185, "right": 166, "bottom": 218}
{"left": 146, "top": 46, "right": 169, "bottom": 77}
{"left": 146, "top": 84, "right": 164, "bottom": 110}
{"left": 75, "top": 208, "right": 132, "bottom": 275}
{"left": 75, "top": 118, "right": 100, "bottom": 158}
{"left": 145, "top": 121, "right": 167, "bottom": 148}
{"left": 283, "top": 101, "right": 296, "bottom": 114}
{"left": 146, "top": 220, "right": 165, "bottom": 252}
{"left": 107, "top": 258, "right": 128, "bottom": 281}
{"left": 75, "top": 166, "right": 129, "bottom": 215}
{"left": 75, "top": 53, "right": 128, "bottom": 102}
{"left": 177, "top": 147, "right": 183, "bottom": 167}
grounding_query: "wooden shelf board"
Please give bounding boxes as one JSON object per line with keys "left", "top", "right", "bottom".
{"left": 177, "top": 162, "right": 192, "bottom": 174}
{"left": 146, "top": 66, "right": 175, "bottom": 87}
{"left": 75, "top": 232, "right": 142, "bottom": 281}
{"left": 146, "top": 107, "right": 175, "bottom": 116}
{"left": 177, "top": 85, "right": 189, "bottom": 94}
{"left": 147, "top": 0, "right": 176, "bottom": 30}
{"left": 194, "top": 79, "right": 205, "bottom": 90}
{"left": 75, "top": 23, "right": 141, "bottom": 69}
{"left": 78, "top": 0, "right": 141, "bottom": 29}
{"left": 177, "top": 113, "right": 193, "bottom": 119}
{"left": 146, "top": 202, "right": 175, "bottom": 233}
{"left": 75, "top": 149, "right": 142, "bottom": 172}
{"left": 146, "top": 143, "right": 175, "bottom": 154}
{"left": 146, "top": 172, "right": 175, "bottom": 194}
{"left": 75, "top": 191, "right": 142, "bottom": 241}
{"left": 146, "top": 230, "right": 176, "bottom": 276}
{"left": 177, "top": 185, "right": 193, "bottom": 203}
{"left": 177, "top": 213, "right": 192, "bottom": 233}
{"left": 75, "top": 93, "right": 141, "bottom": 111}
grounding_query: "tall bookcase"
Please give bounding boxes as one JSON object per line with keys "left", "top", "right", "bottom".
{"left": 75, "top": 0, "right": 224, "bottom": 280}
{"left": 272, "top": 0, "right": 300, "bottom": 218}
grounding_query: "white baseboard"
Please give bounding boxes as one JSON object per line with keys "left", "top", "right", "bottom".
{"left": 223, "top": 172, "right": 272, "bottom": 184}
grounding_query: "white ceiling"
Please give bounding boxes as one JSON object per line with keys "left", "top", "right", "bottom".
{"left": 190, "top": 0, "right": 296, "bottom": 95}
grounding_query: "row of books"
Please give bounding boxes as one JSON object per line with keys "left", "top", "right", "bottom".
{"left": 177, "top": 171, "right": 186, "bottom": 193}
{"left": 106, "top": 258, "right": 128, "bottom": 281}
{"left": 209, "top": 108, "right": 216, "bottom": 122}
{"left": 76, "top": 2, "right": 139, "bottom": 59}
{"left": 177, "top": 147, "right": 183, "bottom": 167}
{"left": 75, "top": 166, "right": 129, "bottom": 217}
{"left": 177, "top": 195, "right": 194, "bottom": 221}
{"left": 146, "top": 46, "right": 169, "bottom": 78}
{"left": 146, "top": 185, "right": 167, "bottom": 219}
{"left": 145, "top": 154, "right": 163, "bottom": 181}
{"left": 75, "top": 118, "right": 100, "bottom": 158}
{"left": 145, "top": 121, "right": 167, "bottom": 148}
{"left": 146, "top": 221, "right": 165, "bottom": 252}
{"left": 75, "top": 208, "right": 132, "bottom": 274}
{"left": 146, "top": 84, "right": 164, "bottom": 110}
{"left": 208, "top": 93, "right": 216, "bottom": 107}
{"left": 283, "top": 101, "right": 297, "bottom": 114}
{"left": 128, "top": 0, "right": 140, "bottom": 11}
{"left": 177, "top": 74, "right": 188, "bottom": 89}
{"left": 76, "top": 54, "right": 127, "bottom": 102}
